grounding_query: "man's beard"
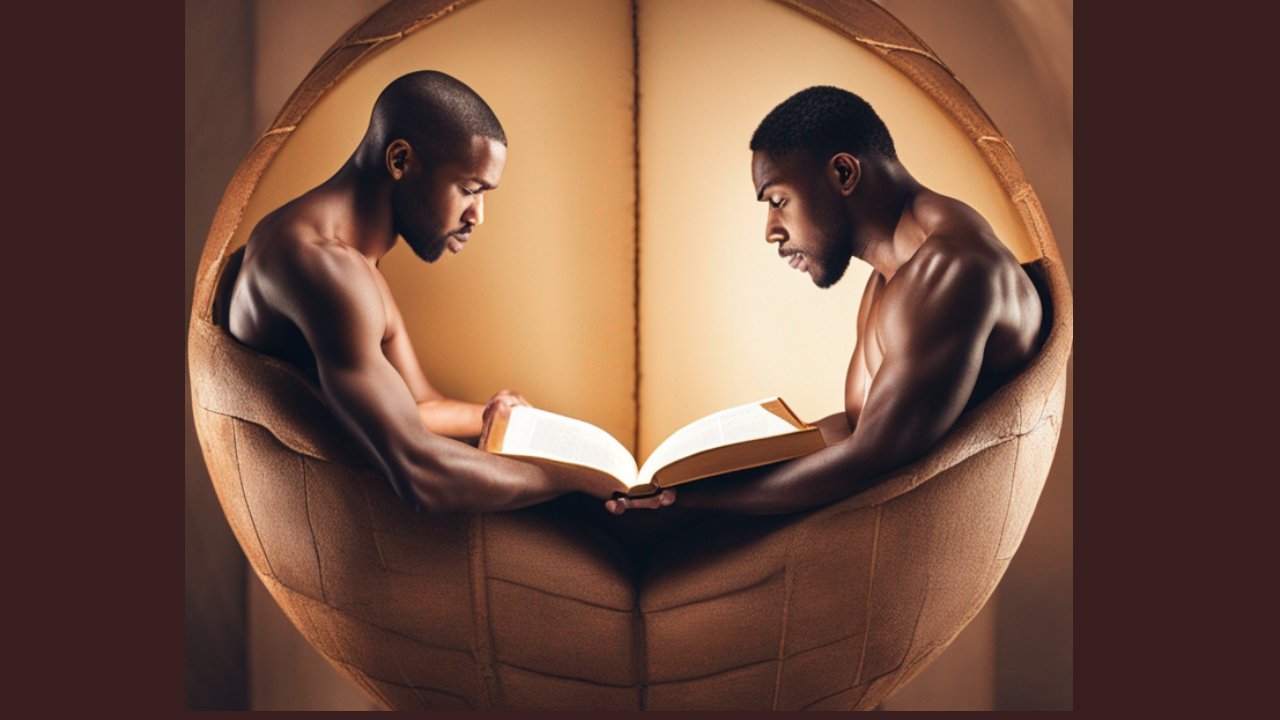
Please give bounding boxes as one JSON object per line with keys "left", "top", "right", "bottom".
{"left": 809, "top": 224, "right": 854, "bottom": 289}
{"left": 392, "top": 198, "right": 450, "bottom": 263}
{"left": 402, "top": 226, "right": 449, "bottom": 263}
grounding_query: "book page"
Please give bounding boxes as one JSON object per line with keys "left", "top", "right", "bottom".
{"left": 636, "top": 398, "right": 799, "bottom": 487}
{"left": 500, "top": 407, "right": 638, "bottom": 485}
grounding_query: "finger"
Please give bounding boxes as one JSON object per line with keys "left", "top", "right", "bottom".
{"left": 626, "top": 495, "right": 667, "bottom": 509}
{"left": 659, "top": 489, "right": 676, "bottom": 506}
{"left": 606, "top": 497, "right": 628, "bottom": 515}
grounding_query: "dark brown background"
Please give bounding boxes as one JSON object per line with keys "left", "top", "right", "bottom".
{"left": 185, "top": 0, "right": 1072, "bottom": 709}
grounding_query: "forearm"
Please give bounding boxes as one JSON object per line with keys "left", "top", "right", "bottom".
{"left": 674, "top": 434, "right": 901, "bottom": 515}
{"left": 399, "top": 437, "right": 573, "bottom": 513}
{"left": 417, "top": 398, "right": 485, "bottom": 439}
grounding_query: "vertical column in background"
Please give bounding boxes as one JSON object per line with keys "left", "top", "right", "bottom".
{"left": 185, "top": 0, "right": 255, "bottom": 710}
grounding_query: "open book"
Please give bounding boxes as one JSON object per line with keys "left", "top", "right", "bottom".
{"left": 482, "top": 397, "right": 825, "bottom": 496}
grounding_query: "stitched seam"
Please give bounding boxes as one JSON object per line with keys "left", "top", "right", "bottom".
{"left": 630, "top": 0, "right": 643, "bottom": 455}
{"left": 361, "top": 483, "right": 389, "bottom": 571}
{"left": 853, "top": 505, "right": 881, "bottom": 685}
{"left": 995, "top": 404, "right": 1022, "bottom": 560}
{"left": 784, "top": 628, "right": 867, "bottom": 660}
{"left": 469, "top": 515, "right": 499, "bottom": 709}
{"left": 646, "top": 657, "right": 775, "bottom": 687}
{"left": 773, "top": 525, "right": 801, "bottom": 710}
{"left": 231, "top": 418, "right": 274, "bottom": 578}
{"left": 854, "top": 36, "right": 944, "bottom": 64}
{"left": 644, "top": 568, "right": 784, "bottom": 614}
{"left": 300, "top": 457, "right": 327, "bottom": 605}
{"left": 487, "top": 576, "right": 632, "bottom": 613}
{"left": 495, "top": 660, "right": 635, "bottom": 689}
{"left": 200, "top": 407, "right": 345, "bottom": 466}
{"left": 326, "top": 657, "right": 475, "bottom": 710}
{"left": 266, "top": 577, "right": 475, "bottom": 652}
{"left": 879, "top": 573, "right": 933, "bottom": 699}
{"left": 801, "top": 683, "right": 866, "bottom": 711}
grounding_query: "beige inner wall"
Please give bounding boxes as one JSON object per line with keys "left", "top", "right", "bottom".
{"left": 230, "top": 0, "right": 639, "bottom": 449}
{"left": 227, "top": 0, "right": 1039, "bottom": 462}
{"left": 636, "top": 0, "right": 1036, "bottom": 458}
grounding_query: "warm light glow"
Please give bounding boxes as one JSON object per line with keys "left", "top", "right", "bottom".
{"left": 227, "top": 0, "right": 1037, "bottom": 461}
{"left": 636, "top": 0, "right": 1036, "bottom": 456}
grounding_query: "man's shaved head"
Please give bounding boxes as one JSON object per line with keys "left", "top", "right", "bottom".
{"left": 365, "top": 70, "right": 506, "bottom": 163}
{"left": 750, "top": 86, "right": 895, "bottom": 165}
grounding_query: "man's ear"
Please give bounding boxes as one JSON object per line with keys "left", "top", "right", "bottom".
{"left": 830, "top": 153, "right": 860, "bottom": 196}
{"left": 386, "top": 139, "right": 413, "bottom": 180}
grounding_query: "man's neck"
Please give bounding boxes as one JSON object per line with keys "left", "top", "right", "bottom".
{"left": 849, "top": 161, "right": 927, "bottom": 283}
{"left": 314, "top": 157, "right": 399, "bottom": 264}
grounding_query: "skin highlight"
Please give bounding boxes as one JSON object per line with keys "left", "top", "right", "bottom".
{"left": 226, "top": 88, "right": 612, "bottom": 513}
{"left": 604, "top": 146, "right": 1044, "bottom": 515}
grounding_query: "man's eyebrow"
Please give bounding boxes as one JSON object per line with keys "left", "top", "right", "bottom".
{"left": 756, "top": 180, "right": 775, "bottom": 201}
{"left": 469, "top": 179, "right": 496, "bottom": 190}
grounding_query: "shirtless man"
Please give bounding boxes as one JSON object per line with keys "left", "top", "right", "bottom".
{"left": 226, "top": 71, "right": 606, "bottom": 513}
{"left": 607, "top": 85, "right": 1045, "bottom": 515}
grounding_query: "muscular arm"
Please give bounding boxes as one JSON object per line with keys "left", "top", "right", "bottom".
{"left": 376, "top": 281, "right": 524, "bottom": 440}
{"left": 675, "top": 246, "right": 996, "bottom": 515}
{"left": 275, "top": 242, "right": 572, "bottom": 512}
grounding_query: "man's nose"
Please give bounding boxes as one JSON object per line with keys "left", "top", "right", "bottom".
{"left": 464, "top": 195, "right": 485, "bottom": 226}
{"left": 766, "top": 226, "right": 785, "bottom": 244}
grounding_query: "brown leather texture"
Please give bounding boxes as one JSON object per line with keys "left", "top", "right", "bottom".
{"left": 188, "top": 0, "right": 1073, "bottom": 710}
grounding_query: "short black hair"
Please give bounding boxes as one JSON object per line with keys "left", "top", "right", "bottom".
{"left": 750, "top": 86, "right": 896, "bottom": 164}
{"left": 366, "top": 70, "right": 506, "bottom": 160}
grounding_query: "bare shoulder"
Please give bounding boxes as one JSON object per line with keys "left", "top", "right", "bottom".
{"left": 236, "top": 202, "right": 386, "bottom": 344}
{"left": 880, "top": 191, "right": 1042, "bottom": 370}
{"left": 881, "top": 192, "right": 1028, "bottom": 338}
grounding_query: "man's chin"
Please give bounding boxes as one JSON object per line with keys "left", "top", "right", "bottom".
{"left": 405, "top": 237, "right": 448, "bottom": 263}
{"left": 812, "top": 265, "right": 846, "bottom": 289}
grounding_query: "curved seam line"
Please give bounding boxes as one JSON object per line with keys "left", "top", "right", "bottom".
{"left": 994, "top": 405, "right": 1023, "bottom": 560}
{"left": 494, "top": 660, "right": 635, "bottom": 689}
{"left": 231, "top": 417, "right": 274, "bottom": 578}
{"left": 328, "top": 657, "right": 476, "bottom": 709}
{"left": 645, "top": 655, "right": 773, "bottom": 681}
{"left": 853, "top": 505, "right": 881, "bottom": 685}
{"left": 357, "top": 0, "right": 472, "bottom": 44}
{"left": 977, "top": 134, "right": 1017, "bottom": 153}
{"left": 488, "top": 576, "right": 632, "bottom": 613}
{"left": 854, "top": 36, "right": 945, "bottom": 65}
{"left": 470, "top": 514, "right": 499, "bottom": 709}
{"left": 361, "top": 483, "right": 389, "bottom": 571}
{"left": 301, "top": 456, "right": 326, "bottom": 604}
{"left": 773, "top": 1, "right": 949, "bottom": 73}
{"left": 880, "top": 573, "right": 932, "bottom": 699}
{"left": 263, "top": 574, "right": 473, "bottom": 653}
{"left": 644, "top": 568, "right": 784, "bottom": 614}
{"left": 801, "top": 682, "right": 867, "bottom": 711}
{"left": 1038, "top": 352, "right": 1069, "bottom": 424}
{"left": 341, "top": 33, "right": 403, "bottom": 46}
{"left": 200, "top": 407, "right": 353, "bottom": 467}
{"left": 784, "top": 628, "right": 867, "bottom": 660}
{"left": 773, "top": 524, "right": 801, "bottom": 709}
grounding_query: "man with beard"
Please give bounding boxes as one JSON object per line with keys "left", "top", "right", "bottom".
{"left": 607, "top": 86, "right": 1046, "bottom": 515}
{"left": 225, "top": 71, "right": 610, "bottom": 513}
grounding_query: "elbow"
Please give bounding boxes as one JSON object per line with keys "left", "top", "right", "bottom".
{"left": 400, "top": 471, "right": 464, "bottom": 514}
{"left": 386, "top": 456, "right": 464, "bottom": 513}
